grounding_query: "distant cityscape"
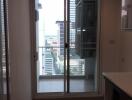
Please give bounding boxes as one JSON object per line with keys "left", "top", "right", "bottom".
{"left": 39, "top": 21, "right": 85, "bottom": 76}
{"left": 38, "top": 0, "right": 85, "bottom": 76}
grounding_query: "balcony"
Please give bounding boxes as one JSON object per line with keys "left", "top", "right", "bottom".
{"left": 37, "top": 46, "right": 96, "bottom": 93}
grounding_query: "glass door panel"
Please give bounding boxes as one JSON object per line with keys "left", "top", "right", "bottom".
{"left": 69, "top": 0, "right": 98, "bottom": 92}
{"left": 35, "top": 0, "right": 65, "bottom": 93}
{"left": 34, "top": 0, "right": 99, "bottom": 95}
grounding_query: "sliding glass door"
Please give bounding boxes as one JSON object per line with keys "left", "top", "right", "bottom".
{"left": 34, "top": 0, "right": 99, "bottom": 96}
{"left": 69, "top": 0, "right": 97, "bottom": 92}
{"left": 35, "top": 0, "right": 65, "bottom": 93}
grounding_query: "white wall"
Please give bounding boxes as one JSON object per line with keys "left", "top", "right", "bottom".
{"left": 8, "top": 0, "right": 31, "bottom": 100}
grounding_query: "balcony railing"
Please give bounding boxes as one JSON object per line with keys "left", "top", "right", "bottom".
{"left": 38, "top": 46, "right": 85, "bottom": 76}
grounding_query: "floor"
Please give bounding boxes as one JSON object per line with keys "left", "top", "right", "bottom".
{"left": 37, "top": 79, "right": 95, "bottom": 93}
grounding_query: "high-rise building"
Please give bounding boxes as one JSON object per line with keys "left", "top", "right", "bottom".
{"left": 44, "top": 50, "right": 54, "bottom": 75}
{"left": 55, "top": 0, "right": 84, "bottom": 76}
{"left": 56, "top": 21, "right": 64, "bottom": 56}
{"left": 70, "top": 0, "right": 76, "bottom": 23}
{"left": 56, "top": 0, "right": 76, "bottom": 56}
{"left": 43, "top": 41, "right": 54, "bottom": 75}
{"left": 42, "top": 36, "right": 59, "bottom": 75}
{"left": 70, "top": 0, "right": 76, "bottom": 57}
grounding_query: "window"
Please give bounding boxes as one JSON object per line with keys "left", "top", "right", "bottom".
{"left": 121, "top": 0, "right": 132, "bottom": 29}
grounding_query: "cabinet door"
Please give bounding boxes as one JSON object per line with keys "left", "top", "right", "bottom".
{"left": 113, "top": 88, "right": 131, "bottom": 100}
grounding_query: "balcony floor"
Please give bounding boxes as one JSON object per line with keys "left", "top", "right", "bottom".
{"left": 37, "top": 78, "right": 95, "bottom": 93}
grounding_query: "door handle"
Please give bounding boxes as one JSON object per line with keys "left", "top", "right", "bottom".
{"left": 34, "top": 51, "right": 38, "bottom": 61}
{"left": 65, "top": 43, "right": 69, "bottom": 48}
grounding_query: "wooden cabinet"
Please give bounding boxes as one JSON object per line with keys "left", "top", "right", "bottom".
{"left": 113, "top": 88, "right": 131, "bottom": 100}
{"left": 103, "top": 72, "right": 132, "bottom": 100}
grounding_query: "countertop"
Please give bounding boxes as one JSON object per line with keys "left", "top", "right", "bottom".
{"left": 103, "top": 72, "right": 132, "bottom": 97}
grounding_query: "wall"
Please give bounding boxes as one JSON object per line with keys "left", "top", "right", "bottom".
{"left": 99, "top": 0, "right": 122, "bottom": 96}
{"left": 8, "top": 0, "right": 31, "bottom": 100}
{"left": 100, "top": 0, "right": 121, "bottom": 72}
{"left": 120, "top": 31, "right": 132, "bottom": 71}
{"left": 120, "top": 1, "right": 132, "bottom": 71}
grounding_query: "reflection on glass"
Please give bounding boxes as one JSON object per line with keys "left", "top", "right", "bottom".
{"left": 69, "top": 0, "right": 97, "bottom": 92}
{"left": 36, "top": 0, "right": 64, "bottom": 93}
{"left": 121, "top": 0, "right": 132, "bottom": 29}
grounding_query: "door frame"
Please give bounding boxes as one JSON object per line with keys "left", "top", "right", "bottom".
{"left": 29, "top": 0, "right": 102, "bottom": 99}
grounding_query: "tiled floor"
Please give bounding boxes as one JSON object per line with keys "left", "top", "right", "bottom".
{"left": 37, "top": 79, "right": 95, "bottom": 93}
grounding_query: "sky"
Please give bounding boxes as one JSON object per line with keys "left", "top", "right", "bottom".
{"left": 39, "top": 0, "right": 64, "bottom": 35}
{"left": 37, "top": 0, "right": 64, "bottom": 74}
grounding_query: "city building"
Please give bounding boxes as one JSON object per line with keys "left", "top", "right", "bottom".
{"left": 42, "top": 36, "right": 58, "bottom": 75}
{"left": 56, "top": 21, "right": 64, "bottom": 56}
{"left": 44, "top": 50, "right": 54, "bottom": 75}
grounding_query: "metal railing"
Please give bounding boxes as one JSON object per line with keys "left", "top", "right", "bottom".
{"left": 38, "top": 46, "right": 85, "bottom": 76}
